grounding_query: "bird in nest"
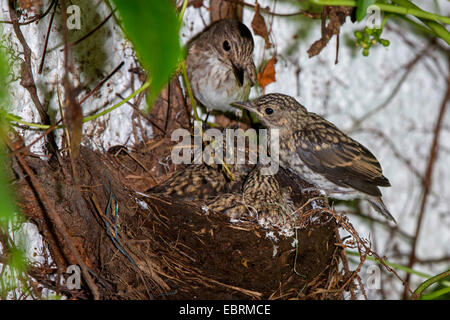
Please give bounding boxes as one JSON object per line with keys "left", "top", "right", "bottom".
{"left": 232, "top": 93, "right": 396, "bottom": 223}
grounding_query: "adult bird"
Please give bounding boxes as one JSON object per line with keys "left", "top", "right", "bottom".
{"left": 186, "top": 19, "right": 257, "bottom": 115}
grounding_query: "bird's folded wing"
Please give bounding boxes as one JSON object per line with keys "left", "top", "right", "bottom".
{"left": 296, "top": 114, "right": 390, "bottom": 197}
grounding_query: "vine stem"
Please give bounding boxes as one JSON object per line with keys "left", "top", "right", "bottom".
{"left": 179, "top": 0, "right": 188, "bottom": 22}
{"left": 412, "top": 270, "right": 450, "bottom": 300}
{"left": 391, "top": 0, "right": 450, "bottom": 45}
{"left": 310, "top": 0, "right": 450, "bottom": 25}
{"left": 346, "top": 251, "right": 450, "bottom": 287}
{"left": 180, "top": 60, "right": 200, "bottom": 122}
{"left": 7, "top": 81, "right": 151, "bottom": 130}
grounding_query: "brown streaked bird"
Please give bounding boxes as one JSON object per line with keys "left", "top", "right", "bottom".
{"left": 207, "top": 165, "right": 296, "bottom": 228}
{"left": 148, "top": 164, "right": 251, "bottom": 201}
{"left": 232, "top": 93, "right": 396, "bottom": 223}
{"left": 149, "top": 163, "right": 297, "bottom": 228}
{"left": 186, "top": 19, "right": 257, "bottom": 114}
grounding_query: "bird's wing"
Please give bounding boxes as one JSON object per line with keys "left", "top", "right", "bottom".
{"left": 296, "top": 113, "right": 390, "bottom": 196}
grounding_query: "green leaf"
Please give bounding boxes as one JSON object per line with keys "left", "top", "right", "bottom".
{"left": 0, "top": 49, "right": 16, "bottom": 225}
{"left": 112, "top": 0, "right": 182, "bottom": 108}
{"left": 356, "top": 0, "right": 377, "bottom": 22}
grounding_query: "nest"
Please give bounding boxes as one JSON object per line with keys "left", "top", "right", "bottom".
{"left": 10, "top": 139, "right": 364, "bottom": 300}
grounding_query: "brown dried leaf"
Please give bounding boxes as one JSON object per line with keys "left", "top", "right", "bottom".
{"left": 191, "top": 0, "right": 203, "bottom": 9}
{"left": 257, "top": 56, "right": 277, "bottom": 93}
{"left": 18, "top": 0, "right": 42, "bottom": 12}
{"left": 251, "top": 3, "right": 271, "bottom": 49}
{"left": 307, "top": 6, "right": 353, "bottom": 58}
{"left": 64, "top": 90, "right": 83, "bottom": 159}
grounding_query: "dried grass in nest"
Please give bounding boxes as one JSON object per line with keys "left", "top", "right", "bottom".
{"left": 6, "top": 113, "right": 396, "bottom": 300}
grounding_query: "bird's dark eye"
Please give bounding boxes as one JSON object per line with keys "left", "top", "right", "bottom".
{"left": 223, "top": 40, "right": 231, "bottom": 51}
{"left": 265, "top": 108, "right": 274, "bottom": 115}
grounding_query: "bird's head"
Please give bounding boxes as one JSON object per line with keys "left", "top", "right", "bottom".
{"left": 210, "top": 19, "right": 256, "bottom": 87}
{"left": 232, "top": 93, "right": 309, "bottom": 129}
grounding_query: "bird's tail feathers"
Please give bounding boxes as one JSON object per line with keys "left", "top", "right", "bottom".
{"left": 368, "top": 197, "right": 396, "bottom": 223}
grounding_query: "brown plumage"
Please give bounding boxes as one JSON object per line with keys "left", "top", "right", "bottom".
{"left": 232, "top": 93, "right": 395, "bottom": 223}
{"left": 208, "top": 165, "right": 296, "bottom": 229}
{"left": 149, "top": 164, "right": 296, "bottom": 228}
{"left": 186, "top": 19, "right": 256, "bottom": 114}
{"left": 148, "top": 163, "right": 251, "bottom": 201}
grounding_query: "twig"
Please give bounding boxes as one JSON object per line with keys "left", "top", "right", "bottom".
{"left": 38, "top": 0, "right": 58, "bottom": 74}
{"left": 115, "top": 93, "right": 166, "bottom": 135}
{"left": 61, "top": 11, "right": 115, "bottom": 51}
{"left": 326, "top": 209, "right": 414, "bottom": 295}
{"left": 8, "top": 0, "right": 59, "bottom": 156}
{"left": 79, "top": 61, "right": 125, "bottom": 105}
{"left": 224, "top": 0, "right": 321, "bottom": 19}
{"left": 349, "top": 42, "right": 433, "bottom": 132}
{"left": 180, "top": 60, "right": 200, "bottom": 122}
{"left": 174, "top": 76, "right": 193, "bottom": 130}
{"left": 311, "top": 0, "right": 450, "bottom": 26}
{"left": 83, "top": 81, "right": 151, "bottom": 123}
{"left": 196, "top": 273, "right": 263, "bottom": 299}
{"left": 7, "top": 120, "right": 62, "bottom": 158}
{"left": 60, "top": 0, "right": 82, "bottom": 179}
{"left": 7, "top": 141, "right": 100, "bottom": 300}
{"left": 164, "top": 80, "right": 173, "bottom": 135}
{"left": 403, "top": 63, "right": 450, "bottom": 299}
{"left": 0, "top": 0, "right": 56, "bottom": 25}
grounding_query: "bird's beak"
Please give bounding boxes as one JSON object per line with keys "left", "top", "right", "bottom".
{"left": 231, "top": 101, "right": 263, "bottom": 118}
{"left": 231, "top": 61, "right": 244, "bottom": 87}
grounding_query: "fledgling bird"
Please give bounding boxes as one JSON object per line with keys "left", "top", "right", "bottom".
{"left": 186, "top": 19, "right": 257, "bottom": 114}
{"left": 232, "top": 93, "right": 396, "bottom": 223}
{"left": 208, "top": 165, "right": 295, "bottom": 228}
{"left": 148, "top": 163, "right": 252, "bottom": 201}
{"left": 149, "top": 163, "right": 297, "bottom": 229}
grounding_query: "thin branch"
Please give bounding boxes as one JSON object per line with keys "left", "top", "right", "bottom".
{"left": 403, "top": 63, "right": 450, "bottom": 299}
{"left": 0, "top": 0, "right": 56, "bottom": 25}
{"left": 38, "top": 0, "right": 58, "bottom": 74}
{"left": 311, "top": 0, "right": 450, "bottom": 25}
{"left": 8, "top": 0, "right": 59, "bottom": 156}
{"left": 61, "top": 11, "right": 115, "bottom": 51}
{"left": 7, "top": 141, "right": 100, "bottom": 300}
{"left": 7, "top": 120, "right": 62, "bottom": 158}
{"left": 79, "top": 61, "right": 125, "bottom": 105}
{"left": 224, "top": 0, "right": 321, "bottom": 19}
{"left": 349, "top": 43, "right": 433, "bottom": 132}
{"left": 115, "top": 93, "right": 166, "bottom": 135}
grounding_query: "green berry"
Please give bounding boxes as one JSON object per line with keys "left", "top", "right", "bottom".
{"left": 380, "top": 39, "right": 390, "bottom": 47}
{"left": 362, "top": 48, "right": 369, "bottom": 56}
{"left": 363, "top": 32, "right": 370, "bottom": 42}
{"left": 355, "top": 31, "right": 363, "bottom": 40}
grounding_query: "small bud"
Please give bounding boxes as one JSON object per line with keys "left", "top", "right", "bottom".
{"left": 373, "top": 29, "right": 382, "bottom": 37}
{"left": 380, "top": 39, "right": 390, "bottom": 47}
{"left": 354, "top": 31, "right": 363, "bottom": 40}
